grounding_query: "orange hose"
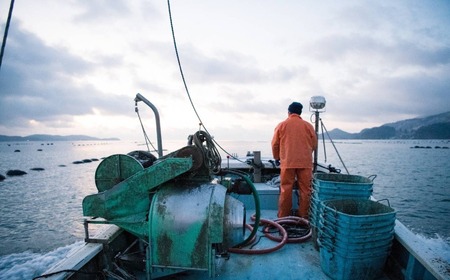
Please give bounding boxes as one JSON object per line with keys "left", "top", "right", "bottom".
{"left": 264, "top": 216, "right": 311, "bottom": 243}
{"left": 228, "top": 218, "right": 288, "bottom": 254}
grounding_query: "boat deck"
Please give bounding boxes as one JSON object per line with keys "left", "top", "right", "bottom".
{"left": 213, "top": 209, "right": 329, "bottom": 280}
{"left": 153, "top": 208, "right": 391, "bottom": 280}
{"left": 41, "top": 172, "right": 447, "bottom": 280}
{"left": 44, "top": 182, "right": 399, "bottom": 280}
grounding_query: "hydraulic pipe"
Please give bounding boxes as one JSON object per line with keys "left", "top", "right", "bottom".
{"left": 224, "top": 170, "right": 261, "bottom": 248}
{"left": 135, "top": 93, "right": 163, "bottom": 158}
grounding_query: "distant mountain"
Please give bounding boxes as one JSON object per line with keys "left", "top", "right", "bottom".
{"left": 0, "top": 134, "right": 120, "bottom": 142}
{"left": 322, "top": 111, "right": 450, "bottom": 140}
{"left": 320, "top": 128, "right": 357, "bottom": 140}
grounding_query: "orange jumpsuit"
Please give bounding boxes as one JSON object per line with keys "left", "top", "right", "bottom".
{"left": 271, "top": 113, "right": 317, "bottom": 218}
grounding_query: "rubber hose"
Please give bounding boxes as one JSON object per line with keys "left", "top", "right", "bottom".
{"left": 263, "top": 216, "right": 311, "bottom": 243}
{"left": 225, "top": 170, "right": 261, "bottom": 248}
{"left": 228, "top": 218, "right": 287, "bottom": 254}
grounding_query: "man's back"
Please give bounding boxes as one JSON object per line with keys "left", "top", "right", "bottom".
{"left": 272, "top": 114, "right": 317, "bottom": 168}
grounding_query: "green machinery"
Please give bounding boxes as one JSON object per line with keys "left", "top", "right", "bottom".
{"left": 83, "top": 142, "right": 250, "bottom": 278}
{"left": 82, "top": 129, "right": 256, "bottom": 278}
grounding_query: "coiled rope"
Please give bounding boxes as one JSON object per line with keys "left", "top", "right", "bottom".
{"left": 192, "top": 130, "right": 221, "bottom": 174}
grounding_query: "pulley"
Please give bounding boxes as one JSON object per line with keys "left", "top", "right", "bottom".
{"left": 94, "top": 154, "right": 143, "bottom": 192}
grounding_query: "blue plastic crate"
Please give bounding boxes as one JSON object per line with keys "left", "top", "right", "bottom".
{"left": 321, "top": 199, "right": 396, "bottom": 224}
{"left": 312, "top": 182, "right": 372, "bottom": 200}
{"left": 314, "top": 173, "right": 375, "bottom": 187}
{"left": 318, "top": 231, "right": 394, "bottom": 252}
{"left": 318, "top": 214, "right": 396, "bottom": 233}
{"left": 319, "top": 241, "right": 389, "bottom": 280}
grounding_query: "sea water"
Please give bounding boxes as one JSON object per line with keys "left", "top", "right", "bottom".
{"left": 0, "top": 139, "right": 449, "bottom": 279}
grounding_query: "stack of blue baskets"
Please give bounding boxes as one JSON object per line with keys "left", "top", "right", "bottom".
{"left": 318, "top": 199, "right": 396, "bottom": 280}
{"left": 309, "top": 173, "right": 375, "bottom": 231}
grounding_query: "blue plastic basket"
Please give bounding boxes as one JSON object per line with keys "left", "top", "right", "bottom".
{"left": 313, "top": 181, "right": 373, "bottom": 194}
{"left": 309, "top": 194, "right": 323, "bottom": 226}
{"left": 319, "top": 223, "right": 395, "bottom": 242}
{"left": 313, "top": 189, "right": 372, "bottom": 200}
{"left": 314, "top": 173, "right": 375, "bottom": 187}
{"left": 319, "top": 241, "right": 388, "bottom": 280}
{"left": 318, "top": 214, "right": 396, "bottom": 234}
{"left": 317, "top": 198, "right": 395, "bottom": 279}
{"left": 310, "top": 173, "right": 374, "bottom": 229}
{"left": 310, "top": 193, "right": 372, "bottom": 228}
{"left": 321, "top": 199, "right": 396, "bottom": 224}
{"left": 317, "top": 238, "right": 392, "bottom": 257}
{"left": 318, "top": 230, "right": 394, "bottom": 250}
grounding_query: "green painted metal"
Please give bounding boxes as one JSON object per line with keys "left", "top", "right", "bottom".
{"left": 222, "top": 195, "right": 246, "bottom": 249}
{"left": 148, "top": 183, "right": 227, "bottom": 273}
{"left": 95, "top": 154, "right": 144, "bottom": 192}
{"left": 82, "top": 157, "right": 193, "bottom": 238}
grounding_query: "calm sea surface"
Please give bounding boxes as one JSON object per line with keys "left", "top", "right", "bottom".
{"left": 0, "top": 139, "right": 449, "bottom": 277}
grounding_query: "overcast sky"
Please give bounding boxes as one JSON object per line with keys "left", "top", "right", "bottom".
{"left": 0, "top": 1, "right": 449, "bottom": 142}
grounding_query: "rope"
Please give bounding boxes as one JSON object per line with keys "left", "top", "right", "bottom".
{"left": 192, "top": 130, "right": 221, "bottom": 174}
{"left": 0, "top": 0, "right": 15, "bottom": 71}
{"left": 135, "top": 102, "right": 157, "bottom": 154}
{"left": 166, "top": 0, "right": 250, "bottom": 166}
{"left": 320, "top": 116, "right": 327, "bottom": 162}
{"left": 320, "top": 119, "right": 349, "bottom": 174}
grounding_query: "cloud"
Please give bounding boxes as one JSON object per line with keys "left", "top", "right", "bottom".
{"left": 1, "top": 1, "right": 449, "bottom": 139}
{"left": 171, "top": 46, "right": 266, "bottom": 84}
{"left": 0, "top": 23, "right": 133, "bottom": 131}
{"left": 297, "top": 28, "right": 450, "bottom": 128}
{"left": 72, "top": 0, "right": 131, "bottom": 22}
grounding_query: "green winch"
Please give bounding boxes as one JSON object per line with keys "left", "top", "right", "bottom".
{"left": 82, "top": 131, "right": 249, "bottom": 278}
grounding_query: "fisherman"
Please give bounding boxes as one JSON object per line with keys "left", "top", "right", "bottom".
{"left": 271, "top": 101, "right": 317, "bottom": 219}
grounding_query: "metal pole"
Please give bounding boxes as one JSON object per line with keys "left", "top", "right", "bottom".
{"left": 313, "top": 110, "right": 319, "bottom": 173}
{"left": 253, "top": 151, "right": 262, "bottom": 183}
{"left": 0, "top": 0, "right": 15, "bottom": 71}
{"left": 134, "top": 93, "right": 163, "bottom": 158}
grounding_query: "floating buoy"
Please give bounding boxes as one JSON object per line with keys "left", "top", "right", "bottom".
{"left": 7, "top": 170, "right": 27, "bottom": 176}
